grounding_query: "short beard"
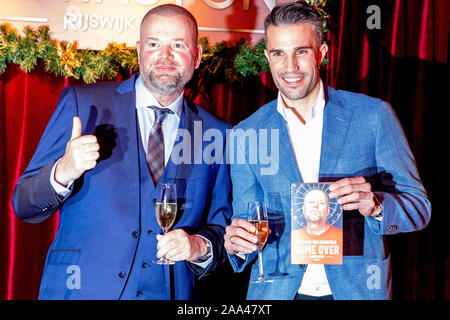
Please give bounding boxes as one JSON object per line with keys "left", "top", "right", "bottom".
{"left": 146, "top": 71, "right": 185, "bottom": 97}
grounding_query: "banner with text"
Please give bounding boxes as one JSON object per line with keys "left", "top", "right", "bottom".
{"left": 0, "top": 0, "right": 292, "bottom": 49}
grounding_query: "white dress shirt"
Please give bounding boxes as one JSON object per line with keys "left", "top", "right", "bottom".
{"left": 135, "top": 76, "right": 182, "bottom": 163}
{"left": 276, "top": 81, "right": 333, "bottom": 297}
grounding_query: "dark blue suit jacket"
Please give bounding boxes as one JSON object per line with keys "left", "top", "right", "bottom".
{"left": 12, "top": 74, "right": 232, "bottom": 299}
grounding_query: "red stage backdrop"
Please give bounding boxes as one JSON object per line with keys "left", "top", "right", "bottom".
{"left": 1, "top": 0, "right": 449, "bottom": 300}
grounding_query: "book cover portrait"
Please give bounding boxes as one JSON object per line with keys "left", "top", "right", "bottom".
{"left": 291, "top": 183, "right": 343, "bottom": 265}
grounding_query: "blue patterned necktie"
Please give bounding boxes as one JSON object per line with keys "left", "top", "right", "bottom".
{"left": 146, "top": 106, "right": 173, "bottom": 185}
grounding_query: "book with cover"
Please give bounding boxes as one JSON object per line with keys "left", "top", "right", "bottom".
{"left": 291, "top": 183, "right": 343, "bottom": 265}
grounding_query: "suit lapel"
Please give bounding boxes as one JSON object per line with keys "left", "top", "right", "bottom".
{"left": 265, "top": 103, "right": 303, "bottom": 184}
{"left": 319, "top": 86, "right": 353, "bottom": 180}
{"left": 319, "top": 87, "right": 366, "bottom": 258}
{"left": 112, "top": 75, "right": 142, "bottom": 205}
{"left": 162, "top": 98, "right": 201, "bottom": 196}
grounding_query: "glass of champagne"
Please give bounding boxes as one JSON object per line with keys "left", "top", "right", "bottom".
{"left": 248, "top": 201, "right": 273, "bottom": 283}
{"left": 153, "top": 183, "right": 177, "bottom": 265}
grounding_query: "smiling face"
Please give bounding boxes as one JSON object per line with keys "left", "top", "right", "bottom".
{"left": 264, "top": 23, "right": 328, "bottom": 108}
{"left": 303, "top": 189, "right": 330, "bottom": 224}
{"left": 137, "top": 13, "right": 202, "bottom": 106}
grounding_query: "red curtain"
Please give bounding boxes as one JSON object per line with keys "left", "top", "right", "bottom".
{"left": 324, "top": 0, "right": 450, "bottom": 300}
{"left": 1, "top": 64, "right": 64, "bottom": 299}
{"left": 1, "top": 0, "right": 449, "bottom": 300}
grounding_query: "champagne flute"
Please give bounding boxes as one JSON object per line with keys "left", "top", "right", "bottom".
{"left": 153, "top": 183, "right": 177, "bottom": 265}
{"left": 248, "top": 201, "right": 273, "bottom": 283}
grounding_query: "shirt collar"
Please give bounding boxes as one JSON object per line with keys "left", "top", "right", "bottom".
{"left": 277, "top": 80, "right": 325, "bottom": 122}
{"left": 135, "top": 75, "right": 183, "bottom": 118}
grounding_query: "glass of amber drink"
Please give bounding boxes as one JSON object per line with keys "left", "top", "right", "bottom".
{"left": 248, "top": 201, "right": 273, "bottom": 283}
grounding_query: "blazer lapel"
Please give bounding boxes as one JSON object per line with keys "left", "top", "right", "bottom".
{"left": 112, "top": 75, "right": 142, "bottom": 205}
{"left": 162, "top": 98, "right": 200, "bottom": 196}
{"left": 265, "top": 103, "right": 303, "bottom": 185}
{"left": 319, "top": 86, "right": 353, "bottom": 180}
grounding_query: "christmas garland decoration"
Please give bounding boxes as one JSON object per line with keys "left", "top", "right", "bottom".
{"left": 0, "top": 24, "right": 139, "bottom": 83}
{"left": 299, "top": 0, "right": 330, "bottom": 24}
{"left": 0, "top": 1, "right": 328, "bottom": 84}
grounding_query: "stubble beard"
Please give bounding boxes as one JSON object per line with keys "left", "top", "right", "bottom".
{"left": 145, "top": 70, "right": 184, "bottom": 97}
{"left": 305, "top": 212, "right": 323, "bottom": 223}
{"left": 141, "top": 63, "right": 193, "bottom": 98}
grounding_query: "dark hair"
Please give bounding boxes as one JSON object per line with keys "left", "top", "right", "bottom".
{"left": 140, "top": 4, "right": 198, "bottom": 41}
{"left": 264, "top": 2, "right": 324, "bottom": 46}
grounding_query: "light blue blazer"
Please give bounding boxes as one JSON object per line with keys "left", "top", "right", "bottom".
{"left": 228, "top": 86, "right": 431, "bottom": 300}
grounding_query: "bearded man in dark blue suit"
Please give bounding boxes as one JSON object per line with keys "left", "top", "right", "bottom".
{"left": 12, "top": 4, "right": 231, "bottom": 300}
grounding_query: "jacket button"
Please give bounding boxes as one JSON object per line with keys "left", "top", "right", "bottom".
{"left": 132, "top": 231, "right": 138, "bottom": 238}
{"left": 142, "top": 262, "right": 148, "bottom": 268}
{"left": 118, "top": 271, "right": 126, "bottom": 279}
{"left": 147, "top": 230, "right": 153, "bottom": 236}
{"left": 136, "top": 291, "right": 143, "bottom": 297}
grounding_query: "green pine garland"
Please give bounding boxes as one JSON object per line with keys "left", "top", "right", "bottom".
{"left": 0, "top": 23, "right": 140, "bottom": 83}
{"left": 0, "top": 23, "right": 269, "bottom": 84}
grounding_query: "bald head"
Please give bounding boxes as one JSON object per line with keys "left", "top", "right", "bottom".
{"left": 303, "top": 189, "right": 330, "bottom": 224}
{"left": 137, "top": 4, "right": 202, "bottom": 106}
{"left": 140, "top": 4, "right": 198, "bottom": 42}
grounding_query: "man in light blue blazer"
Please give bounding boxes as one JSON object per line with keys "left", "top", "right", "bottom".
{"left": 12, "top": 4, "right": 231, "bottom": 299}
{"left": 224, "top": 2, "right": 431, "bottom": 300}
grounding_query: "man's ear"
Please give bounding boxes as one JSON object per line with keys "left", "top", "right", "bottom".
{"left": 194, "top": 43, "right": 203, "bottom": 69}
{"left": 136, "top": 41, "right": 141, "bottom": 64}
{"left": 318, "top": 43, "right": 328, "bottom": 65}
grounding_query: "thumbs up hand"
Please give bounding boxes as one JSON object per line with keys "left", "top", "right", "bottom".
{"left": 54, "top": 116, "right": 100, "bottom": 187}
